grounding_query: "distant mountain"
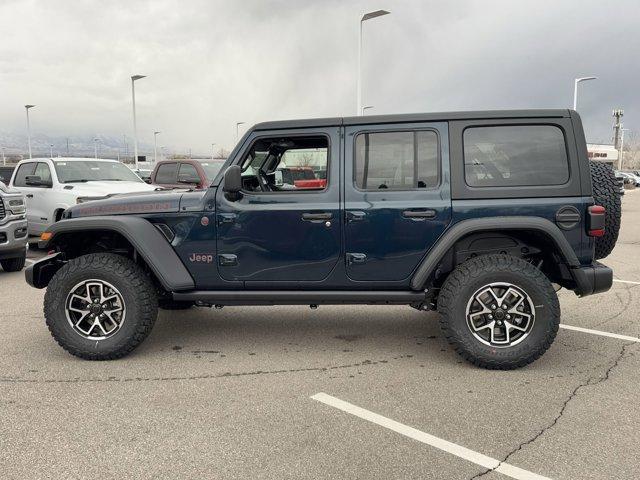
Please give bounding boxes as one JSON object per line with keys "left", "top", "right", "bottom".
{"left": 0, "top": 131, "right": 157, "bottom": 159}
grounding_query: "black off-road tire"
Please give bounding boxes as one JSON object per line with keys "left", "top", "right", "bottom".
{"left": 44, "top": 253, "right": 158, "bottom": 360}
{"left": 1, "top": 253, "right": 26, "bottom": 272}
{"left": 438, "top": 255, "right": 560, "bottom": 370}
{"left": 590, "top": 160, "right": 622, "bottom": 260}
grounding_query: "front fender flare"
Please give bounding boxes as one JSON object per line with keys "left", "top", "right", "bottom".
{"left": 37, "top": 216, "right": 195, "bottom": 291}
{"left": 410, "top": 216, "right": 581, "bottom": 291}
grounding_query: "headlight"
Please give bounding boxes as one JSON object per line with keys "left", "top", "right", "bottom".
{"left": 7, "top": 198, "right": 25, "bottom": 215}
{"left": 76, "top": 196, "right": 109, "bottom": 204}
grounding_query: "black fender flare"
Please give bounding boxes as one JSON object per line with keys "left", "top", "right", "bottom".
{"left": 410, "top": 216, "right": 581, "bottom": 291}
{"left": 34, "top": 216, "right": 195, "bottom": 291}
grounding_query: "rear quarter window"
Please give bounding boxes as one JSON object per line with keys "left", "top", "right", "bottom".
{"left": 463, "top": 125, "right": 569, "bottom": 188}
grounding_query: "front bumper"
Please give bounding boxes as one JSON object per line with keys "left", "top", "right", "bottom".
{"left": 572, "top": 261, "right": 613, "bottom": 297}
{"left": 25, "top": 252, "right": 65, "bottom": 289}
{"left": 0, "top": 218, "right": 28, "bottom": 259}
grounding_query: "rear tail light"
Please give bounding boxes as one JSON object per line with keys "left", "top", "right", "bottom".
{"left": 588, "top": 205, "right": 605, "bottom": 237}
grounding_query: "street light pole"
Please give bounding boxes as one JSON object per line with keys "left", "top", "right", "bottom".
{"left": 131, "top": 75, "right": 146, "bottom": 169}
{"left": 236, "top": 122, "right": 245, "bottom": 141}
{"left": 573, "top": 76, "right": 597, "bottom": 110}
{"left": 361, "top": 105, "right": 374, "bottom": 115}
{"left": 25, "top": 105, "right": 35, "bottom": 159}
{"left": 619, "top": 127, "right": 629, "bottom": 171}
{"left": 2, "top": 147, "right": 5, "bottom": 166}
{"left": 357, "top": 10, "right": 390, "bottom": 115}
{"left": 49, "top": 144, "right": 53, "bottom": 158}
{"left": 93, "top": 138, "right": 99, "bottom": 159}
{"left": 153, "top": 131, "right": 161, "bottom": 163}
{"left": 211, "top": 143, "right": 216, "bottom": 160}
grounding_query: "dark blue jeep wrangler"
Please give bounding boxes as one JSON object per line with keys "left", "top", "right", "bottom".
{"left": 26, "top": 110, "right": 621, "bottom": 369}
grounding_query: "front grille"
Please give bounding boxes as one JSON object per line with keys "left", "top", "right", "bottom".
{"left": 0, "top": 198, "right": 5, "bottom": 220}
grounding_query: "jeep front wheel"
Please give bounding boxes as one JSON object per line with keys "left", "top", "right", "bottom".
{"left": 44, "top": 253, "right": 158, "bottom": 360}
{"left": 438, "top": 254, "right": 560, "bottom": 369}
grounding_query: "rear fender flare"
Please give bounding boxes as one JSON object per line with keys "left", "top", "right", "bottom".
{"left": 410, "top": 216, "right": 581, "bottom": 290}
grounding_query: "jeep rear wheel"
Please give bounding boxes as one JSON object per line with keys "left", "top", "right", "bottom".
{"left": 44, "top": 253, "right": 158, "bottom": 360}
{"left": 590, "top": 160, "right": 622, "bottom": 259}
{"left": 438, "top": 254, "right": 560, "bottom": 369}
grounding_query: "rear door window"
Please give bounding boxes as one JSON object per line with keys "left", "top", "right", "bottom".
{"left": 463, "top": 125, "right": 569, "bottom": 187}
{"left": 178, "top": 163, "right": 200, "bottom": 184}
{"left": 34, "top": 163, "right": 52, "bottom": 185}
{"left": 155, "top": 163, "right": 178, "bottom": 184}
{"left": 354, "top": 130, "right": 439, "bottom": 190}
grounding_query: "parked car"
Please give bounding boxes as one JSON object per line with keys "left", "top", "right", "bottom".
{"left": 614, "top": 171, "right": 626, "bottom": 195}
{"left": 27, "top": 109, "right": 619, "bottom": 370}
{"left": 0, "top": 181, "right": 28, "bottom": 271}
{"left": 278, "top": 166, "right": 327, "bottom": 189}
{"left": 0, "top": 166, "right": 15, "bottom": 185}
{"left": 9, "top": 157, "right": 156, "bottom": 236}
{"left": 624, "top": 171, "right": 640, "bottom": 185}
{"left": 150, "top": 159, "right": 226, "bottom": 189}
{"left": 617, "top": 171, "right": 639, "bottom": 187}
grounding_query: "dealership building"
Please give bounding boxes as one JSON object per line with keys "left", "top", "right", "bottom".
{"left": 587, "top": 144, "right": 618, "bottom": 167}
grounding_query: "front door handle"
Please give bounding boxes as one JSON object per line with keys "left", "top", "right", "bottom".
{"left": 26, "top": 194, "right": 34, "bottom": 199}
{"left": 402, "top": 209, "right": 436, "bottom": 220}
{"left": 302, "top": 212, "right": 332, "bottom": 222}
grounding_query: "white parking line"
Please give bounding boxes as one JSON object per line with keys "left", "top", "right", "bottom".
{"left": 613, "top": 279, "right": 640, "bottom": 286}
{"left": 311, "top": 392, "right": 552, "bottom": 480}
{"left": 560, "top": 324, "right": 640, "bottom": 343}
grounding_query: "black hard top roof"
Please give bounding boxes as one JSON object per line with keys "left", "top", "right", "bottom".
{"left": 252, "top": 109, "right": 572, "bottom": 131}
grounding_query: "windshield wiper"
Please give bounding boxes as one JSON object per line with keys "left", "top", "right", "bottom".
{"left": 62, "top": 179, "right": 90, "bottom": 183}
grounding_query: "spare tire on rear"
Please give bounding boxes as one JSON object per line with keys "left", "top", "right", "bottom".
{"left": 589, "top": 161, "right": 621, "bottom": 259}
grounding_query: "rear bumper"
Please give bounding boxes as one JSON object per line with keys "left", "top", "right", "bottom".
{"left": 572, "top": 262, "right": 613, "bottom": 297}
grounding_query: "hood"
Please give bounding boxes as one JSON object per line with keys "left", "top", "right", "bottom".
{"left": 0, "top": 181, "right": 23, "bottom": 196}
{"left": 65, "top": 181, "right": 156, "bottom": 197}
{"left": 65, "top": 188, "right": 185, "bottom": 218}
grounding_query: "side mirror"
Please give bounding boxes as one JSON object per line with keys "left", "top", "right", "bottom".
{"left": 25, "top": 175, "right": 51, "bottom": 187}
{"left": 223, "top": 165, "right": 242, "bottom": 200}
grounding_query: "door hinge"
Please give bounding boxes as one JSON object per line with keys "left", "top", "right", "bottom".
{"left": 347, "top": 253, "right": 367, "bottom": 265}
{"left": 218, "top": 254, "right": 238, "bottom": 266}
{"left": 217, "top": 213, "right": 237, "bottom": 225}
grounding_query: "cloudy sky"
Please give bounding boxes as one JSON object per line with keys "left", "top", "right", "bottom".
{"left": 0, "top": 0, "right": 638, "bottom": 154}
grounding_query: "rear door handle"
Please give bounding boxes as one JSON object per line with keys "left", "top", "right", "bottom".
{"left": 402, "top": 209, "right": 436, "bottom": 220}
{"left": 302, "top": 212, "right": 332, "bottom": 222}
{"left": 26, "top": 194, "right": 34, "bottom": 198}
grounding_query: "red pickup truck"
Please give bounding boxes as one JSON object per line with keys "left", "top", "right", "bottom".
{"left": 280, "top": 167, "right": 327, "bottom": 189}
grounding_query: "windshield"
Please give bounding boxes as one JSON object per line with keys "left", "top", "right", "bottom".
{"left": 54, "top": 161, "right": 143, "bottom": 183}
{"left": 197, "top": 160, "right": 226, "bottom": 180}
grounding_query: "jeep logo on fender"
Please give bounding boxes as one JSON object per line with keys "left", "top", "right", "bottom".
{"left": 189, "top": 253, "right": 214, "bottom": 263}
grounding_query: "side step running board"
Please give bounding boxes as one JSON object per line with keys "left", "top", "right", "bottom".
{"left": 172, "top": 290, "right": 427, "bottom": 306}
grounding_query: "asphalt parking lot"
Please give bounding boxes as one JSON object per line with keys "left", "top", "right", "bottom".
{"left": 1, "top": 193, "right": 639, "bottom": 480}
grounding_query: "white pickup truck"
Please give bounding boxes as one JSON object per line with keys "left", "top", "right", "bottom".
{"left": 10, "top": 157, "right": 156, "bottom": 236}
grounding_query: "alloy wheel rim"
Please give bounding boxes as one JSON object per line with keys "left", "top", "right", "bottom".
{"left": 65, "top": 279, "right": 126, "bottom": 340}
{"left": 465, "top": 282, "right": 535, "bottom": 348}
